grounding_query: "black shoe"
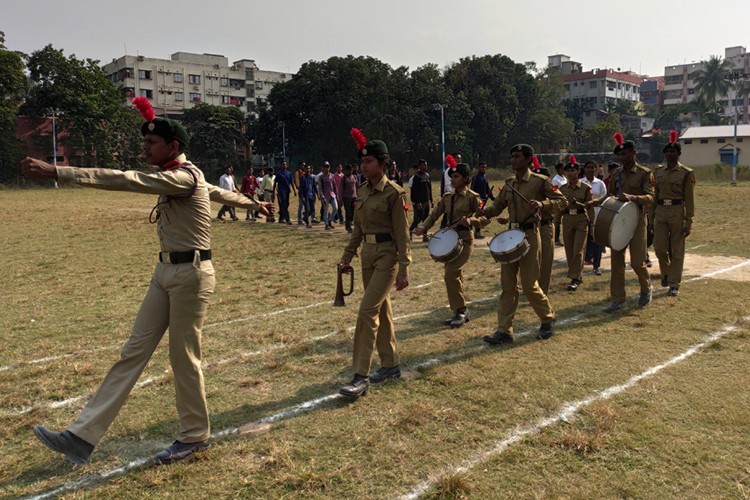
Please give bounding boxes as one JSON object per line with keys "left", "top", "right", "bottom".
{"left": 661, "top": 275, "right": 669, "bottom": 288}
{"left": 668, "top": 287, "right": 679, "bottom": 297}
{"left": 475, "top": 232, "right": 485, "bottom": 240}
{"left": 555, "top": 241, "right": 564, "bottom": 247}
{"left": 339, "top": 374, "right": 370, "bottom": 397}
{"left": 369, "top": 365, "right": 401, "bottom": 383}
{"left": 604, "top": 301, "right": 626, "bottom": 313}
{"left": 483, "top": 330, "right": 514, "bottom": 345}
{"left": 646, "top": 259, "right": 653, "bottom": 268}
{"left": 639, "top": 287, "right": 653, "bottom": 307}
{"left": 566, "top": 279, "right": 581, "bottom": 291}
{"left": 594, "top": 268, "right": 602, "bottom": 276}
{"left": 537, "top": 320, "right": 555, "bottom": 340}
{"left": 443, "top": 309, "right": 470, "bottom": 326}
{"left": 34, "top": 426, "right": 94, "bottom": 465}
{"left": 154, "top": 439, "right": 210, "bottom": 465}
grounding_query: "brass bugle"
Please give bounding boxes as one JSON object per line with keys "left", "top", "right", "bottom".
{"left": 333, "top": 264, "right": 354, "bottom": 307}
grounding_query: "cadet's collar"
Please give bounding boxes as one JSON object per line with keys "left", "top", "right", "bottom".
{"left": 517, "top": 169, "right": 532, "bottom": 182}
{"left": 161, "top": 154, "right": 187, "bottom": 171}
{"left": 454, "top": 185, "right": 469, "bottom": 195}
{"left": 372, "top": 175, "right": 388, "bottom": 191}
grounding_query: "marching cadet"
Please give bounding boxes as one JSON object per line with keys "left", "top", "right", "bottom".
{"left": 338, "top": 128, "right": 411, "bottom": 398}
{"left": 648, "top": 131, "right": 696, "bottom": 297}
{"left": 479, "top": 144, "right": 566, "bottom": 345}
{"left": 559, "top": 156, "right": 594, "bottom": 291}
{"left": 22, "top": 97, "right": 274, "bottom": 465}
{"left": 590, "top": 132, "right": 655, "bottom": 312}
{"left": 533, "top": 155, "right": 556, "bottom": 295}
{"left": 414, "top": 160, "right": 486, "bottom": 328}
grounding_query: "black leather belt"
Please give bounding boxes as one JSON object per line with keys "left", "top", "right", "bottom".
{"left": 363, "top": 233, "right": 393, "bottom": 243}
{"left": 539, "top": 219, "right": 552, "bottom": 226}
{"left": 657, "top": 199, "right": 683, "bottom": 205}
{"left": 516, "top": 222, "right": 538, "bottom": 231}
{"left": 159, "top": 249, "right": 212, "bottom": 264}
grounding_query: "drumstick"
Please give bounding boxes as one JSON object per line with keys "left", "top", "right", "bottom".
{"left": 426, "top": 219, "right": 467, "bottom": 240}
{"left": 504, "top": 181, "right": 531, "bottom": 204}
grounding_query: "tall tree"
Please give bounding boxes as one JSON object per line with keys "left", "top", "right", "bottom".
{"left": 0, "top": 31, "right": 27, "bottom": 183}
{"left": 693, "top": 55, "right": 735, "bottom": 117}
{"left": 182, "top": 103, "right": 246, "bottom": 180}
{"left": 526, "top": 65, "right": 574, "bottom": 153}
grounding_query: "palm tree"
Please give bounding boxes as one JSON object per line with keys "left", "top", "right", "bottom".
{"left": 693, "top": 55, "right": 735, "bottom": 114}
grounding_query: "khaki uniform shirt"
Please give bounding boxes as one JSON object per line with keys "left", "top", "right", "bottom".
{"left": 596, "top": 162, "right": 655, "bottom": 207}
{"left": 648, "top": 162, "right": 696, "bottom": 230}
{"left": 560, "top": 180, "right": 594, "bottom": 220}
{"left": 419, "top": 186, "right": 483, "bottom": 238}
{"left": 483, "top": 169, "right": 566, "bottom": 223}
{"left": 342, "top": 175, "right": 412, "bottom": 276}
{"left": 56, "top": 154, "right": 259, "bottom": 252}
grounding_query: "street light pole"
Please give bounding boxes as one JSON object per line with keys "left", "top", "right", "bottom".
{"left": 51, "top": 109, "right": 59, "bottom": 188}
{"left": 433, "top": 103, "right": 446, "bottom": 171}
{"left": 278, "top": 121, "right": 286, "bottom": 165}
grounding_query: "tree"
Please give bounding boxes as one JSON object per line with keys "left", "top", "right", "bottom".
{"left": 526, "top": 65, "right": 574, "bottom": 153}
{"left": 182, "top": 103, "right": 246, "bottom": 180}
{"left": 693, "top": 55, "right": 734, "bottom": 117}
{"left": 579, "top": 114, "right": 621, "bottom": 153}
{"left": 21, "top": 45, "right": 141, "bottom": 167}
{"left": 0, "top": 31, "right": 27, "bottom": 183}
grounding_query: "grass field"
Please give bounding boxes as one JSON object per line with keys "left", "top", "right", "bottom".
{"left": 0, "top": 174, "right": 749, "bottom": 499}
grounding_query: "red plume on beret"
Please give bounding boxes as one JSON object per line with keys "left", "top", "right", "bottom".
{"left": 445, "top": 154, "right": 457, "bottom": 169}
{"left": 532, "top": 155, "right": 540, "bottom": 168}
{"left": 613, "top": 132, "right": 624, "bottom": 146}
{"left": 349, "top": 128, "right": 367, "bottom": 150}
{"left": 569, "top": 154, "right": 577, "bottom": 164}
{"left": 669, "top": 130, "right": 678, "bottom": 143}
{"left": 132, "top": 97, "right": 155, "bottom": 122}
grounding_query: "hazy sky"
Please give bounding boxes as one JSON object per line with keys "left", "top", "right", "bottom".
{"left": 3, "top": 0, "right": 750, "bottom": 77}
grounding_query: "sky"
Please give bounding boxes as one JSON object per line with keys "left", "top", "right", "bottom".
{"left": 3, "top": 0, "right": 750, "bottom": 77}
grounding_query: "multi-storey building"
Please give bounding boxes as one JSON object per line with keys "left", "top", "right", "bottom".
{"left": 663, "top": 46, "right": 750, "bottom": 123}
{"left": 103, "top": 52, "right": 291, "bottom": 118}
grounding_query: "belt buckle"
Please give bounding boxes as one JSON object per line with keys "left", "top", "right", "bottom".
{"left": 663, "top": 199, "right": 672, "bottom": 206}
{"left": 570, "top": 209, "right": 578, "bottom": 215}
{"left": 160, "top": 252, "right": 172, "bottom": 264}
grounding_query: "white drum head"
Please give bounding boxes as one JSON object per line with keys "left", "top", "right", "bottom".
{"left": 609, "top": 201, "right": 639, "bottom": 251}
{"left": 489, "top": 229, "right": 526, "bottom": 253}
{"left": 428, "top": 228, "right": 459, "bottom": 257}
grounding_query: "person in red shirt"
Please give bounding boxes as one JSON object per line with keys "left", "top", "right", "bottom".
{"left": 240, "top": 167, "right": 260, "bottom": 221}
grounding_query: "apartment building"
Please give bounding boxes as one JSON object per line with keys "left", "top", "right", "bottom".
{"left": 549, "top": 54, "right": 646, "bottom": 128}
{"left": 103, "top": 52, "right": 291, "bottom": 118}
{"left": 663, "top": 46, "right": 750, "bottom": 122}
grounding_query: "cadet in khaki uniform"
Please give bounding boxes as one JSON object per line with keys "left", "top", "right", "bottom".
{"left": 339, "top": 130, "right": 411, "bottom": 398}
{"left": 648, "top": 131, "right": 695, "bottom": 297}
{"left": 414, "top": 162, "right": 485, "bottom": 328}
{"left": 23, "top": 97, "right": 273, "bottom": 465}
{"left": 532, "top": 156, "right": 556, "bottom": 295}
{"left": 480, "top": 144, "right": 566, "bottom": 345}
{"left": 590, "top": 133, "right": 655, "bottom": 312}
{"left": 559, "top": 156, "right": 594, "bottom": 291}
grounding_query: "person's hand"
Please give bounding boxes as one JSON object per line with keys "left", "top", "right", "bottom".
{"left": 681, "top": 226, "right": 691, "bottom": 238}
{"left": 648, "top": 224, "right": 654, "bottom": 232}
{"left": 395, "top": 275, "right": 409, "bottom": 290}
{"left": 529, "top": 199, "right": 543, "bottom": 213}
{"left": 459, "top": 215, "right": 471, "bottom": 228}
{"left": 585, "top": 200, "right": 594, "bottom": 208}
{"left": 339, "top": 259, "right": 353, "bottom": 272}
{"left": 497, "top": 217, "right": 509, "bottom": 225}
{"left": 258, "top": 202, "right": 275, "bottom": 217}
{"left": 21, "top": 157, "right": 57, "bottom": 180}
{"left": 413, "top": 227, "right": 424, "bottom": 237}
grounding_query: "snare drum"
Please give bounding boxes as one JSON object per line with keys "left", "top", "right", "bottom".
{"left": 592, "top": 197, "right": 639, "bottom": 251}
{"left": 488, "top": 229, "right": 530, "bottom": 264}
{"left": 427, "top": 228, "right": 463, "bottom": 263}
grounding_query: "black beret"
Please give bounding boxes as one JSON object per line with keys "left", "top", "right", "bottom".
{"left": 141, "top": 117, "right": 190, "bottom": 147}
{"left": 613, "top": 140, "right": 635, "bottom": 154}
{"left": 358, "top": 140, "right": 389, "bottom": 159}
{"left": 662, "top": 142, "right": 681, "bottom": 153}
{"left": 453, "top": 163, "right": 471, "bottom": 177}
{"left": 510, "top": 143, "right": 535, "bottom": 156}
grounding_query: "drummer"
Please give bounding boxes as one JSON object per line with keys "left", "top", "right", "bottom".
{"left": 588, "top": 133, "right": 654, "bottom": 312}
{"left": 414, "top": 161, "right": 485, "bottom": 328}
{"left": 559, "top": 156, "right": 594, "bottom": 291}
{"left": 478, "top": 144, "right": 566, "bottom": 344}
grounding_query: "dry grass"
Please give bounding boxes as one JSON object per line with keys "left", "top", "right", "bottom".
{"left": 0, "top": 181, "right": 749, "bottom": 498}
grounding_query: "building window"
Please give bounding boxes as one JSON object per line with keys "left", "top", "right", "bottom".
{"left": 255, "top": 81, "right": 264, "bottom": 90}
{"left": 139, "top": 89, "right": 153, "bottom": 98}
{"left": 138, "top": 70, "right": 152, "bottom": 79}
{"left": 221, "top": 77, "right": 229, "bottom": 86}
{"left": 564, "top": 84, "right": 570, "bottom": 91}
{"left": 589, "top": 81, "right": 597, "bottom": 89}
{"left": 175, "top": 92, "right": 183, "bottom": 101}
{"left": 221, "top": 95, "right": 230, "bottom": 104}
{"left": 190, "top": 92, "right": 201, "bottom": 102}
{"left": 700, "top": 139, "right": 708, "bottom": 144}
{"left": 188, "top": 74, "right": 201, "bottom": 84}
{"left": 717, "top": 138, "right": 726, "bottom": 143}
{"left": 174, "top": 73, "right": 183, "bottom": 83}
{"left": 738, "top": 138, "right": 744, "bottom": 143}
{"left": 684, "top": 139, "right": 692, "bottom": 144}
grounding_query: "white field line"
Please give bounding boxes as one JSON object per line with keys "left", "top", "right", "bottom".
{"left": 399, "top": 316, "right": 750, "bottom": 500}
{"left": 5, "top": 257, "right": 747, "bottom": 418}
{"left": 24, "top": 308, "right": 747, "bottom": 500}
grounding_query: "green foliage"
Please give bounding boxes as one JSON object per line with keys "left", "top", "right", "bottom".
{"left": 579, "top": 114, "right": 621, "bottom": 153}
{"left": 21, "top": 45, "right": 141, "bottom": 168}
{"left": 694, "top": 55, "right": 735, "bottom": 106}
{"left": 182, "top": 103, "right": 246, "bottom": 181}
{"left": 527, "top": 66, "right": 574, "bottom": 153}
{"left": 0, "top": 36, "right": 26, "bottom": 184}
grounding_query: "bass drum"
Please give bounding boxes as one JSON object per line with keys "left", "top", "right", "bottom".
{"left": 593, "top": 197, "right": 639, "bottom": 251}
{"left": 488, "top": 229, "right": 530, "bottom": 264}
{"left": 427, "top": 228, "right": 463, "bottom": 263}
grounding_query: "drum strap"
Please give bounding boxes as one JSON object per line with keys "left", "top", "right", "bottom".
{"left": 449, "top": 193, "right": 456, "bottom": 225}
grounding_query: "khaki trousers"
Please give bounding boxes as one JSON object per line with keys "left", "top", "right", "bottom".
{"left": 69, "top": 260, "right": 215, "bottom": 446}
{"left": 562, "top": 215, "right": 589, "bottom": 281}
{"left": 498, "top": 228, "right": 555, "bottom": 334}
{"left": 610, "top": 215, "right": 650, "bottom": 302}
{"left": 444, "top": 234, "right": 474, "bottom": 311}
{"left": 654, "top": 205, "right": 686, "bottom": 288}
{"left": 352, "top": 242, "right": 399, "bottom": 376}
{"left": 538, "top": 222, "right": 554, "bottom": 294}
